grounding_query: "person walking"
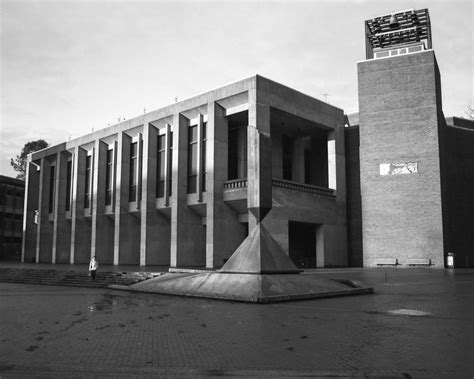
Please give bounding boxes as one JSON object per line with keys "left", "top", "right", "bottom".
{"left": 89, "top": 256, "right": 98, "bottom": 281}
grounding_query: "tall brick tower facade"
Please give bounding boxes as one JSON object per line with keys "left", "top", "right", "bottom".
{"left": 358, "top": 9, "right": 446, "bottom": 268}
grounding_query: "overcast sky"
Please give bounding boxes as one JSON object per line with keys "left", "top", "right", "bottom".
{"left": 1, "top": 0, "right": 472, "bottom": 177}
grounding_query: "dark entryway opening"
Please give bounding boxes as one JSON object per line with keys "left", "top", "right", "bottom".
{"left": 288, "top": 221, "right": 317, "bottom": 268}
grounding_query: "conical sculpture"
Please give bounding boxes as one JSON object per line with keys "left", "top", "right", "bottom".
{"left": 129, "top": 125, "right": 372, "bottom": 302}
{"left": 220, "top": 222, "right": 300, "bottom": 274}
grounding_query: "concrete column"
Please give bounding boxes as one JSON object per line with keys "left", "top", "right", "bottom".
{"left": 206, "top": 102, "right": 245, "bottom": 268}
{"left": 37, "top": 157, "right": 54, "bottom": 263}
{"left": 293, "top": 137, "right": 307, "bottom": 183}
{"left": 247, "top": 92, "right": 272, "bottom": 227}
{"left": 35, "top": 158, "right": 45, "bottom": 263}
{"left": 91, "top": 140, "right": 114, "bottom": 264}
{"left": 70, "top": 146, "right": 90, "bottom": 264}
{"left": 52, "top": 151, "right": 70, "bottom": 263}
{"left": 114, "top": 132, "right": 137, "bottom": 265}
{"left": 170, "top": 113, "right": 205, "bottom": 267}
{"left": 136, "top": 133, "right": 143, "bottom": 210}
{"left": 328, "top": 131, "right": 337, "bottom": 190}
{"left": 334, "top": 125, "right": 347, "bottom": 204}
{"left": 316, "top": 225, "right": 325, "bottom": 267}
{"left": 22, "top": 161, "right": 40, "bottom": 263}
{"left": 164, "top": 124, "right": 171, "bottom": 206}
{"left": 140, "top": 124, "right": 171, "bottom": 266}
{"left": 315, "top": 224, "right": 348, "bottom": 267}
{"left": 196, "top": 114, "right": 203, "bottom": 202}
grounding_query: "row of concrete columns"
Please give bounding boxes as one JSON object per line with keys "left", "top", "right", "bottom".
{"left": 22, "top": 101, "right": 253, "bottom": 267}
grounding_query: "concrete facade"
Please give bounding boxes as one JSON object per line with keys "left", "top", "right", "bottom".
{"left": 22, "top": 76, "right": 347, "bottom": 269}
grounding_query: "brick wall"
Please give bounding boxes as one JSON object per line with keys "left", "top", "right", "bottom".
{"left": 358, "top": 51, "right": 445, "bottom": 267}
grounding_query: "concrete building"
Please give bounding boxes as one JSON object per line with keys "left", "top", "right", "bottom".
{"left": 22, "top": 8, "right": 474, "bottom": 269}
{"left": 22, "top": 76, "right": 347, "bottom": 269}
{"left": 0, "top": 175, "right": 24, "bottom": 261}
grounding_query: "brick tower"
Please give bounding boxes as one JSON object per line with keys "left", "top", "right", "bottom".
{"left": 358, "top": 9, "right": 446, "bottom": 268}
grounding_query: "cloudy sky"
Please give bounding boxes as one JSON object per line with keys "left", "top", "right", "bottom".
{"left": 1, "top": 0, "right": 472, "bottom": 177}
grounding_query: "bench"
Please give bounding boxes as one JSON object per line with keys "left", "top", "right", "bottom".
{"left": 407, "top": 258, "right": 432, "bottom": 266}
{"left": 376, "top": 258, "right": 399, "bottom": 266}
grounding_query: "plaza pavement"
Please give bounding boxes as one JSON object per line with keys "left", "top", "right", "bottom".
{"left": 0, "top": 267, "right": 473, "bottom": 378}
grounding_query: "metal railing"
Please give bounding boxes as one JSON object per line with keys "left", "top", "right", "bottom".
{"left": 223, "top": 178, "right": 335, "bottom": 198}
{"left": 223, "top": 179, "right": 248, "bottom": 190}
{"left": 271, "top": 179, "right": 335, "bottom": 197}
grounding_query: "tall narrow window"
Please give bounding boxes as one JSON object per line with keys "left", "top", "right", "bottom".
{"left": 304, "top": 149, "right": 311, "bottom": 184}
{"left": 48, "top": 165, "right": 55, "bottom": 213}
{"left": 129, "top": 142, "right": 138, "bottom": 202}
{"left": 228, "top": 126, "right": 238, "bottom": 180}
{"left": 169, "top": 131, "right": 173, "bottom": 195}
{"left": 65, "top": 160, "right": 72, "bottom": 211}
{"left": 156, "top": 135, "right": 166, "bottom": 198}
{"left": 201, "top": 122, "right": 207, "bottom": 192}
{"left": 105, "top": 149, "right": 113, "bottom": 205}
{"left": 84, "top": 155, "right": 92, "bottom": 208}
{"left": 138, "top": 138, "right": 143, "bottom": 202}
{"left": 282, "top": 135, "right": 293, "bottom": 181}
{"left": 187, "top": 126, "right": 198, "bottom": 193}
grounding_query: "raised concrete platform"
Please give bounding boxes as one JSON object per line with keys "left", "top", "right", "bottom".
{"left": 129, "top": 272, "right": 373, "bottom": 303}
{"left": 129, "top": 223, "right": 373, "bottom": 303}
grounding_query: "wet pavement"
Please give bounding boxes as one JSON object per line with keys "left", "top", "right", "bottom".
{"left": 0, "top": 268, "right": 473, "bottom": 378}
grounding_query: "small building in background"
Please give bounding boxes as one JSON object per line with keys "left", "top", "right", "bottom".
{"left": 0, "top": 175, "right": 25, "bottom": 261}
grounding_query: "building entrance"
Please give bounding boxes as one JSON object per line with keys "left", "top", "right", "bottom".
{"left": 288, "top": 221, "right": 317, "bottom": 268}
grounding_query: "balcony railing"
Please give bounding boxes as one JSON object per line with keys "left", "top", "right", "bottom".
{"left": 223, "top": 178, "right": 335, "bottom": 198}
{"left": 271, "top": 179, "right": 335, "bottom": 197}
{"left": 223, "top": 179, "right": 248, "bottom": 190}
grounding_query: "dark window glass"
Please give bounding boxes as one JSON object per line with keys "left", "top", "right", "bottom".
{"left": 189, "top": 126, "right": 197, "bottom": 143}
{"left": 84, "top": 155, "right": 92, "bottom": 208}
{"left": 48, "top": 166, "right": 55, "bottom": 213}
{"left": 66, "top": 160, "right": 72, "bottom": 211}
{"left": 282, "top": 135, "right": 293, "bottom": 181}
{"left": 105, "top": 150, "right": 113, "bottom": 206}
{"left": 228, "top": 126, "right": 238, "bottom": 180}
{"left": 168, "top": 132, "right": 173, "bottom": 195}
{"left": 304, "top": 149, "right": 311, "bottom": 184}
{"left": 156, "top": 135, "right": 166, "bottom": 198}
{"left": 201, "top": 122, "right": 207, "bottom": 192}
{"left": 129, "top": 142, "right": 138, "bottom": 202}
{"left": 187, "top": 126, "right": 198, "bottom": 193}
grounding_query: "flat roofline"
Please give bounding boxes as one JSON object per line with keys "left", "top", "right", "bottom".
{"left": 30, "top": 74, "right": 343, "bottom": 160}
{"left": 0, "top": 175, "right": 25, "bottom": 186}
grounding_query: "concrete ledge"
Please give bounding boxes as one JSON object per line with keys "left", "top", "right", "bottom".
{"left": 128, "top": 272, "right": 373, "bottom": 303}
{"left": 168, "top": 268, "right": 216, "bottom": 274}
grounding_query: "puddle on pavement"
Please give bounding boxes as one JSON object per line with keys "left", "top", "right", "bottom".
{"left": 367, "top": 309, "right": 432, "bottom": 317}
{"left": 88, "top": 293, "right": 120, "bottom": 314}
{"left": 386, "top": 309, "right": 432, "bottom": 317}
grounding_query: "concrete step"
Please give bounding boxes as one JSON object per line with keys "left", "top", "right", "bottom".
{"left": 0, "top": 268, "right": 161, "bottom": 289}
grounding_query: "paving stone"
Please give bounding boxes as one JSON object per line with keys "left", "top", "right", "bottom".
{"left": 0, "top": 268, "right": 473, "bottom": 377}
